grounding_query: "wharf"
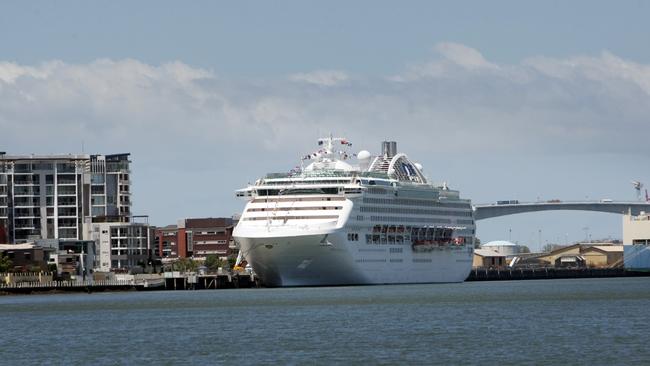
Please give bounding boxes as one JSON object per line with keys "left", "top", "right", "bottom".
{"left": 161, "top": 272, "right": 258, "bottom": 290}
{"left": 0, "top": 272, "right": 259, "bottom": 295}
{"left": 467, "top": 267, "right": 650, "bottom": 281}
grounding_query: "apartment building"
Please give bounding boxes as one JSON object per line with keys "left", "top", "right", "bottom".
{"left": 155, "top": 217, "right": 235, "bottom": 261}
{"left": 0, "top": 152, "right": 151, "bottom": 271}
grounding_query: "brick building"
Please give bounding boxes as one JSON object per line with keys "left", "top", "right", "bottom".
{"left": 155, "top": 217, "right": 235, "bottom": 261}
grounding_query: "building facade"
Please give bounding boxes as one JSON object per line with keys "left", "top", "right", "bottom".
{"left": 623, "top": 212, "right": 650, "bottom": 270}
{"left": 0, "top": 152, "right": 151, "bottom": 272}
{"left": 92, "top": 219, "right": 150, "bottom": 271}
{"left": 0, "top": 153, "right": 132, "bottom": 242}
{"left": 155, "top": 217, "right": 234, "bottom": 261}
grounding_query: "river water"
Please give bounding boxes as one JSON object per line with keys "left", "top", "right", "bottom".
{"left": 1, "top": 277, "right": 649, "bottom": 365}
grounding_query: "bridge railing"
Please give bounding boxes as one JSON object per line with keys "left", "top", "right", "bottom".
{"left": 475, "top": 200, "right": 648, "bottom": 206}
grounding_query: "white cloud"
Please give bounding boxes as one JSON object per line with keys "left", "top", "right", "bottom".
{"left": 435, "top": 42, "right": 499, "bottom": 71}
{"left": 1, "top": 44, "right": 650, "bottom": 224}
{"left": 289, "top": 70, "right": 349, "bottom": 86}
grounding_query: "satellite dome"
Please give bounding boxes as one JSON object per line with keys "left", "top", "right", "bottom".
{"left": 414, "top": 162, "right": 423, "bottom": 171}
{"left": 357, "top": 150, "right": 371, "bottom": 160}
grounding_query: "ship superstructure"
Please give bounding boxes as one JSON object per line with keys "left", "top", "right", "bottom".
{"left": 233, "top": 137, "right": 475, "bottom": 286}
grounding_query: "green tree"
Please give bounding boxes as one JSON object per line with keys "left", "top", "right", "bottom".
{"left": 175, "top": 258, "right": 198, "bottom": 272}
{"left": 204, "top": 255, "right": 221, "bottom": 272}
{"left": 519, "top": 245, "right": 531, "bottom": 254}
{"left": 0, "top": 254, "right": 13, "bottom": 272}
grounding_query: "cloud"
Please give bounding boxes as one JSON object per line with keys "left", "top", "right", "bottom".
{"left": 289, "top": 70, "right": 349, "bottom": 86}
{"left": 2, "top": 45, "right": 649, "bottom": 160}
{"left": 1, "top": 43, "right": 650, "bottom": 223}
{"left": 435, "top": 42, "right": 499, "bottom": 70}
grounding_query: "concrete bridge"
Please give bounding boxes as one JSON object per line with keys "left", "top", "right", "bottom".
{"left": 473, "top": 201, "right": 650, "bottom": 220}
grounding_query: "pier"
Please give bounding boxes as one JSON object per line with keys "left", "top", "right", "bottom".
{"left": 0, "top": 272, "right": 259, "bottom": 295}
{"left": 467, "top": 267, "right": 650, "bottom": 281}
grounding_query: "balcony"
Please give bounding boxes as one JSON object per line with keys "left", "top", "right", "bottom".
{"left": 14, "top": 198, "right": 40, "bottom": 207}
{"left": 14, "top": 209, "right": 40, "bottom": 217}
{"left": 57, "top": 186, "right": 77, "bottom": 196}
{"left": 56, "top": 163, "right": 76, "bottom": 173}
{"left": 14, "top": 187, "right": 40, "bottom": 196}
{"left": 13, "top": 178, "right": 38, "bottom": 185}
{"left": 57, "top": 208, "right": 78, "bottom": 217}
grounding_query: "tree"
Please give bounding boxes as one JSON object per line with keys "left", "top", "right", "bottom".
{"left": 519, "top": 245, "right": 531, "bottom": 254}
{"left": 204, "top": 255, "right": 221, "bottom": 272}
{"left": 174, "top": 258, "right": 198, "bottom": 272}
{"left": 0, "top": 253, "right": 13, "bottom": 272}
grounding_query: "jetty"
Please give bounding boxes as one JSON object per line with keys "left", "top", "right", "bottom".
{"left": 0, "top": 271, "right": 258, "bottom": 295}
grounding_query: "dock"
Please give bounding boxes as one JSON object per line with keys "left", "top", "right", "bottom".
{"left": 0, "top": 272, "right": 259, "bottom": 295}
{"left": 467, "top": 267, "right": 650, "bottom": 281}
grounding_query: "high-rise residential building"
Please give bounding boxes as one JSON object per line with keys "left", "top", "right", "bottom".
{"left": 89, "top": 154, "right": 131, "bottom": 221}
{"left": 0, "top": 152, "right": 151, "bottom": 271}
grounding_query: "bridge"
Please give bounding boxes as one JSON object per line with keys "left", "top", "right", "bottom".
{"left": 473, "top": 201, "right": 650, "bottom": 220}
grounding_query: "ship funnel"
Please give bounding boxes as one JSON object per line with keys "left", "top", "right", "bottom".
{"left": 381, "top": 141, "right": 397, "bottom": 157}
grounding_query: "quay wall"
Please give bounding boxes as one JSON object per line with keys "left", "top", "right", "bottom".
{"left": 467, "top": 267, "right": 650, "bottom": 281}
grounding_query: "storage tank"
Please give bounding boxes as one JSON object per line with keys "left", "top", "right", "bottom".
{"left": 482, "top": 240, "right": 520, "bottom": 257}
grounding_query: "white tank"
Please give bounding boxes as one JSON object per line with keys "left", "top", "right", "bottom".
{"left": 482, "top": 240, "right": 519, "bottom": 256}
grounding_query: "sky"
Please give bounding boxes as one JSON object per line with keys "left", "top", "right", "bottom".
{"left": 1, "top": 1, "right": 650, "bottom": 250}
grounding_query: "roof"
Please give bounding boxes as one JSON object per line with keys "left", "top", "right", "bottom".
{"left": 483, "top": 240, "right": 518, "bottom": 247}
{"left": 185, "top": 217, "right": 233, "bottom": 228}
{"left": 0, "top": 243, "right": 36, "bottom": 250}
{"left": 474, "top": 248, "right": 505, "bottom": 257}
{"left": 587, "top": 245, "right": 624, "bottom": 253}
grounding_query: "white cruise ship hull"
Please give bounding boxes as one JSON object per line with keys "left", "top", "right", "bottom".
{"left": 233, "top": 137, "right": 476, "bottom": 287}
{"left": 235, "top": 228, "right": 473, "bottom": 287}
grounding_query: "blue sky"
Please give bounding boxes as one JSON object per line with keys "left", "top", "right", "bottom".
{"left": 1, "top": 1, "right": 650, "bottom": 250}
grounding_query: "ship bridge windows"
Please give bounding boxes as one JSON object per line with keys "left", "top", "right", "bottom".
{"left": 255, "top": 188, "right": 340, "bottom": 196}
{"left": 251, "top": 197, "right": 346, "bottom": 203}
{"left": 262, "top": 179, "right": 351, "bottom": 186}
{"left": 247, "top": 206, "right": 342, "bottom": 212}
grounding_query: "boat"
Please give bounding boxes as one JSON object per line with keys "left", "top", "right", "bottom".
{"left": 232, "top": 136, "right": 475, "bottom": 287}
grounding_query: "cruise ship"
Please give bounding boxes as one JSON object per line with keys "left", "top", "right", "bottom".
{"left": 232, "top": 137, "right": 475, "bottom": 287}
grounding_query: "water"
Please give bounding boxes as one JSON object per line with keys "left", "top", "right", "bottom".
{"left": 1, "top": 277, "right": 649, "bottom": 365}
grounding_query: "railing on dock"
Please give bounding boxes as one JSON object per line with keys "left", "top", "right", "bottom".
{"left": 466, "top": 266, "right": 650, "bottom": 281}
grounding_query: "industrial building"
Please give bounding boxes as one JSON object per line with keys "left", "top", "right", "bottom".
{"left": 623, "top": 212, "right": 650, "bottom": 270}
{"left": 473, "top": 248, "right": 507, "bottom": 268}
{"left": 514, "top": 243, "right": 623, "bottom": 269}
